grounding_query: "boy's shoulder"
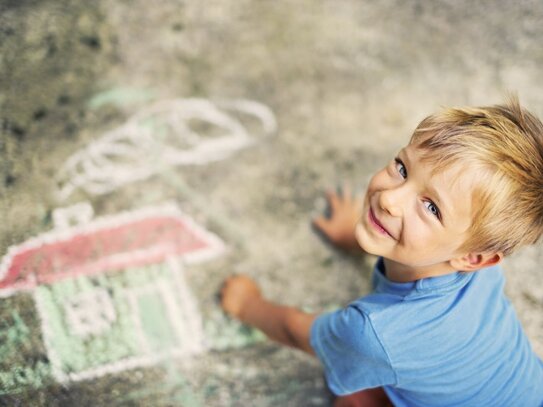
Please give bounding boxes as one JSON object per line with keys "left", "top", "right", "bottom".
{"left": 354, "top": 263, "right": 508, "bottom": 356}
{"left": 355, "top": 261, "right": 504, "bottom": 329}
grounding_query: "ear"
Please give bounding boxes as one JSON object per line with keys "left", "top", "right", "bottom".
{"left": 449, "top": 251, "right": 503, "bottom": 272}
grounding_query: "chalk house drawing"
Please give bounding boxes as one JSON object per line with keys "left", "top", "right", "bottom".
{"left": 56, "top": 98, "right": 277, "bottom": 200}
{"left": 0, "top": 202, "right": 225, "bottom": 383}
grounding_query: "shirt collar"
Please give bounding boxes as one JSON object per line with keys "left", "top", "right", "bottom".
{"left": 373, "top": 257, "right": 473, "bottom": 297}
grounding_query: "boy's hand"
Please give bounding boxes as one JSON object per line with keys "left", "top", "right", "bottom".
{"left": 220, "top": 275, "right": 262, "bottom": 321}
{"left": 220, "top": 275, "right": 317, "bottom": 355}
{"left": 313, "top": 185, "right": 364, "bottom": 252}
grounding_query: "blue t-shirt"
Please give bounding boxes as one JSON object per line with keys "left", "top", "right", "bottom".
{"left": 310, "top": 259, "right": 543, "bottom": 406}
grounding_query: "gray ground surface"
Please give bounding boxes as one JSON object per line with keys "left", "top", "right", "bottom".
{"left": 1, "top": 0, "right": 543, "bottom": 405}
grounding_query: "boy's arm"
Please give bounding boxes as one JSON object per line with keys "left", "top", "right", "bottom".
{"left": 312, "top": 185, "right": 365, "bottom": 252}
{"left": 221, "top": 275, "right": 317, "bottom": 355}
{"left": 220, "top": 186, "right": 363, "bottom": 353}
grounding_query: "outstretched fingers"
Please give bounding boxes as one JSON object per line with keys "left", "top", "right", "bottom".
{"left": 312, "top": 183, "right": 365, "bottom": 251}
{"left": 325, "top": 188, "right": 341, "bottom": 212}
{"left": 312, "top": 214, "right": 332, "bottom": 236}
{"left": 341, "top": 182, "right": 352, "bottom": 203}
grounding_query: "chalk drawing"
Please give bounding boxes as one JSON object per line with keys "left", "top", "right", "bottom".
{"left": 56, "top": 98, "right": 277, "bottom": 200}
{"left": 35, "top": 261, "right": 206, "bottom": 382}
{"left": 52, "top": 201, "right": 94, "bottom": 230}
{"left": 87, "top": 87, "right": 156, "bottom": 110}
{"left": 64, "top": 288, "right": 117, "bottom": 338}
{"left": 205, "top": 309, "right": 266, "bottom": 350}
{"left": 118, "top": 360, "right": 205, "bottom": 406}
{"left": 0, "top": 202, "right": 225, "bottom": 296}
{"left": 0, "top": 311, "right": 30, "bottom": 358}
{"left": 0, "top": 310, "right": 52, "bottom": 394}
{"left": 0, "top": 362, "right": 50, "bottom": 394}
{"left": 2, "top": 96, "right": 278, "bottom": 395}
{"left": 0, "top": 202, "right": 225, "bottom": 384}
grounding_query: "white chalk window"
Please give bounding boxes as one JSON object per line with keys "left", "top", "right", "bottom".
{"left": 64, "top": 288, "right": 116, "bottom": 338}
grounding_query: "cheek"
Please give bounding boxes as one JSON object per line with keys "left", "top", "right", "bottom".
{"left": 403, "top": 217, "right": 428, "bottom": 242}
{"left": 404, "top": 223, "right": 454, "bottom": 257}
{"left": 400, "top": 223, "right": 455, "bottom": 264}
{"left": 403, "top": 217, "right": 441, "bottom": 248}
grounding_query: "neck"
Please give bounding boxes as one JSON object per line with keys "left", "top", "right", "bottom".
{"left": 383, "top": 258, "right": 457, "bottom": 283}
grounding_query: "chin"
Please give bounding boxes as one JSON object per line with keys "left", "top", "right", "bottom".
{"left": 359, "top": 243, "right": 383, "bottom": 258}
{"left": 355, "top": 225, "right": 381, "bottom": 256}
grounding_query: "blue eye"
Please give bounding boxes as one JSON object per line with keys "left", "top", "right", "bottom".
{"left": 395, "top": 158, "right": 407, "bottom": 178}
{"left": 424, "top": 201, "right": 440, "bottom": 219}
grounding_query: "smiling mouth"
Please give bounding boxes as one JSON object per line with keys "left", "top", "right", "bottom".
{"left": 369, "top": 208, "right": 394, "bottom": 239}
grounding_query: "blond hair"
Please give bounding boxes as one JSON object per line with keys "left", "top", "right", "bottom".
{"left": 411, "top": 97, "right": 543, "bottom": 255}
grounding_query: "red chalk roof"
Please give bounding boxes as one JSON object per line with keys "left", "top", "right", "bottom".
{"left": 0, "top": 205, "right": 224, "bottom": 296}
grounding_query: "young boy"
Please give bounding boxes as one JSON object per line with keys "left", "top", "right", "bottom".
{"left": 220, "top": 99, "right": 543, "bottom": 406}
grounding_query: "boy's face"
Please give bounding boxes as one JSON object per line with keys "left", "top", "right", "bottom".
{"left": 355, "top": 144, "right": 479, "bottom": 273}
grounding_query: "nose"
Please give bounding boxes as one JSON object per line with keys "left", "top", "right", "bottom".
{"left": 378, "top": 186, "right": 405, "bottom": 218}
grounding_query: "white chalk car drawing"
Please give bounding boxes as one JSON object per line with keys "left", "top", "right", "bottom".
{"left": 0, "top": 202, "right": 225, "bottom": 383}
{"left": 55, "top": 98, "right": 277, "bottom": 200}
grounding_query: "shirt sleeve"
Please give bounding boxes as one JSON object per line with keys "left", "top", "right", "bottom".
{"left": 310, "top": 305, "right": 396, "bottom": 395}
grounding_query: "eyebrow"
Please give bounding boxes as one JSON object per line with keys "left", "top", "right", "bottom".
{"left": 400, "top": 148, "right": 451, "bottom": 224}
